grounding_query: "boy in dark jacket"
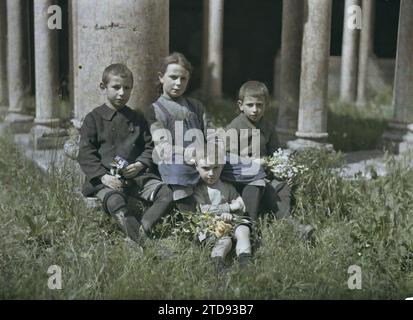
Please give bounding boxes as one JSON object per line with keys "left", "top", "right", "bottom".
{"left": 78, "top": 64, "right": 174, "bottom": 244}
{"left": 225, "top": 81, "right": 313, "bottom": 240}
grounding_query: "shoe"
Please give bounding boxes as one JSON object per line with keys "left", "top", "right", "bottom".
{"left": 238, "top": 253, "right": 252, "bottom": 268}
{"left": 212, "top": 257, "right": 227, "bottom": 273}
{"left": 114, "top": 210, "right": 140, "bottom": 243}
{"left": 137, "top": 225, "right": 153, "bottom": 248}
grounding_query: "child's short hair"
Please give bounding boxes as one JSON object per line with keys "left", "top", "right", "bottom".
{"left": 195, "top": 142, "right": 226, "bottom": 166}
{"left": 101, "top": 63, "right": 134, "bottom": 86}
{"left": 238, "top": 81, "right": 270, "bottom": 102}
{"left": 160, "top": 52, "right": 193, "bottom": 75}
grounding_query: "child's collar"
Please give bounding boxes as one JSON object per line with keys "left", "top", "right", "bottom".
{"left": 240, "top": 112, "right": 259, "bottom": 129}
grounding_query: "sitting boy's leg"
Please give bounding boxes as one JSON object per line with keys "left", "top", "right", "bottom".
{"left": 170, "top": 185, "right": 197, "bottom": 213}
{"left": 263, "top": 180, "right": 291, "bottom": 219}
{"left": 96, "top": 187, "right": 141, "bottom": 242}
{"left": 140, "top": 184, "right": 174, "bottom": 234}
{"left": 234, "top": 225, "right": 252, "bottom": 267}
{"left": 211, "top": 236, "right": 232, "bottom": 259}
{"left": 241, "top": 185, "right": 263, "bottom": 221}
{"left": 175, "top": 195, "right": 197, "bottom": 213}
{"left": 211, "top": 236, "right": 232, "bottom": 272}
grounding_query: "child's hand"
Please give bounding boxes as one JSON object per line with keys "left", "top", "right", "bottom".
{"left": 101, "top": 174, "right": 123, "bottom": 191}
{"left": 229, "top": 197, "right": 246, "bottom": 213}
{"left": 221, "top": 213, "right": 233, "bottom": 222}
{"left": 122, "top": 161, "right": 145, "bottom": 178}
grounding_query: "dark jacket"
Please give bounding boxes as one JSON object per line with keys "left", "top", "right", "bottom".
{"left": 226, "top": 113, "right": 279, "bottom": 158}
{"left": 78, "top": 104, "right": 157, "bottom": 196}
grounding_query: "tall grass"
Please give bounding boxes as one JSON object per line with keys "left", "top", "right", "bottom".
{"left": 1, "top": 129, "right": 413, "bottom": 299}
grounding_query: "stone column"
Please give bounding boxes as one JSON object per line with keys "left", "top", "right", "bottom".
{"left": 201, "top": 0, "right": 209, "bottom": 100}
{"left": 382, "top": 0, "right": 413, "bottom": 153}
{"left": 72, "top": 0, "right": 169, "bottom": 124}
{"left": 340, "top": 0, "right": 361, "bottom": 103}
{"left": 0, "top": 0, "right": 8, "bottom": 118}
{"left": 4, "top": 0, "right": 33, "bottom": 132}
{"left": 276, "top": 0, "right": 304, "bottom": 147}
{"left": 32, "top": 0, "right": 66, "bottom": 149}
{"left": 288, "top": 0, "right": 333, "bottom": 151}
{"left": 356, "top": 0, "right": 375, "bottom": 106}
{"left": 64, "top": 0, "right": 169, "bottom": 159}
{"left": 203, "top": 0, "right": 224, "bottom": 100}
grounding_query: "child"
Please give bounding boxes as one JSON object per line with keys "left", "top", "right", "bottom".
{"left": 78, "top": 63, "right": 174, "bottom": 244}
{"left": 193, "top": 150, "right": 252, "bottom": 271}
{"left": 145, "top": 52, "right": 215, "bottom": 213}
{"left": 225, "top": 81, "right": 314, "bottom": 240}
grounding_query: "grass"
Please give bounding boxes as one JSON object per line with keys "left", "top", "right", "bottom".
{"left": 1, "top": 123, "right": 413, "bottom": 299}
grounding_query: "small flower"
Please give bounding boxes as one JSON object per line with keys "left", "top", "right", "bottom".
{"left": 214, "top": 220, "right": 232, "bottom": 238}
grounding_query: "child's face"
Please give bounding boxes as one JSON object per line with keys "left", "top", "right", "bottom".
{"left": 159, "top": 63, "right": 190, "bottom": 99}
{"left": 238, "top": 95, "right": 266, "bottom": 124}
{"left": 101, "top": 75, "right": 133, "bottom": 110}
{"left": 196, "top": 159, "right": 223, "bottom": 186}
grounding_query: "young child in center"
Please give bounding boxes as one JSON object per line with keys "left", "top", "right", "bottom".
{"left": 78, "top": 63, "right": 174, "bottom": 244}
{"left": 145, "top": 52, "right": 215, "bottom": 213}
{"left": 225, "top": 81, "right": 314, "bottom": 240}
{"left": 193, "top": 148, "right": 252, "bottom": 271}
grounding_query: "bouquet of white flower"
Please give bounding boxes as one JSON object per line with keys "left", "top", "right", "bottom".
{"left": 264, "top": 148, "right": 308, "bottom": 183}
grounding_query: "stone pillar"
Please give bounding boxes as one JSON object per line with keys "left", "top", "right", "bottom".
{"left": 32, "top": 0, "right": 66, "bottom": 149}
{"left": 4, "top": 0, "right": 33, "bottom": 132}
{"left": 340, "top": 0, "right": 361, "bottom": 103}
{"left": 288, "top": 0, "right": 333, "bottom": 151}
{"left": 65, "top": 0, "right": 169, "bottom": 159}
{"left": 71, "top": 0, "right": 169, "bottom": 125}
{"left": 276, "top": 0, "right": 304, "bottom": 147}
{"left": 203, "top": 0, "right": 224, "bottom": 100}
{"left": 356, "top": 0, "right": 375, "bottom": 106}
{"left": 382, "top": 0, "right": 413, "bottom": 153}
{"left": 201, "top": 0, "right": 209, "bottom": 100}
{"left": 0, "top": 0, "right": 8, "bottom": 118}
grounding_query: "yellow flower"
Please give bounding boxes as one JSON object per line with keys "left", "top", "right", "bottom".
{"left": 214, "top": 220, "right": 232, "bottom": 238}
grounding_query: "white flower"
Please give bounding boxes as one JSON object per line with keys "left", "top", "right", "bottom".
{"left": 264, "top": 149, "right": 308, "bottom": 181}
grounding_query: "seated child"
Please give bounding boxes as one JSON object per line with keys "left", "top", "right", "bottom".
{"left": 78, "top": 63, "right": 174, "bottom": 244}
{"left": 224, "top": 81, "right": 314, "bottom": 240}
{"left": 193, "top": 149, "right": 253, "bottom": 271}
{"left": 145, "top": 52, "right": 215, "bottom": 213}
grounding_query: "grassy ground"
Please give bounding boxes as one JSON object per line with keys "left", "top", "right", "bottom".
{"left": 1, "top": 111, "right": 413, "bottom": 298}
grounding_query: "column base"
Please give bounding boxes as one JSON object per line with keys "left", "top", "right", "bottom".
{"left": 31, "top": 125, "right": 68, "bottom": 150}
{"left": 287, "top": 138, "right": 334, "bottom": 152}
{"left": 381, "top": 122, "right": 413, "bottom": 154}
{"left": 4, "top": 112, "right": 34, "bottom": 133}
